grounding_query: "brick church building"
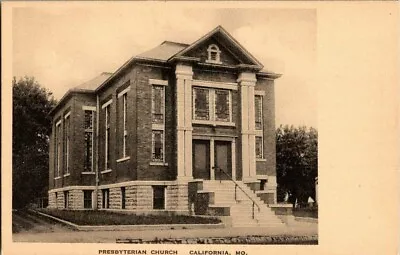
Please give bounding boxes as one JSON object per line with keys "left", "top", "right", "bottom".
{"left": 48, "top": 26, "right": 285, "bottom": 227}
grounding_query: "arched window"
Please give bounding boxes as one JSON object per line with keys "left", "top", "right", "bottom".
{"left": 207, "top": 44, "right": 222, "bottom": 64}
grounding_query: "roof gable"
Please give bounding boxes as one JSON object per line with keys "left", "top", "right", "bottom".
{"left": 171, "top": 26, "right": 263, "bottom": 68}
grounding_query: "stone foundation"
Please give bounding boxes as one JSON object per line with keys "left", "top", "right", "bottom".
{"left": 48, "top": 182, "right": 189, "bottom": 213}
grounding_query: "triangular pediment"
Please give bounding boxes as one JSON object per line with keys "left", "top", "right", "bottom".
{"left": 171, "top": 26, "right": 263, "bottom": 69}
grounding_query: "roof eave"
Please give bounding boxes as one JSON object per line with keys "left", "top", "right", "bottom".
{"left": 257, "top": 71, "right": 282, "bottom": 80}
{"left": 95, "top": 57, "right": 169, "bottom": 93}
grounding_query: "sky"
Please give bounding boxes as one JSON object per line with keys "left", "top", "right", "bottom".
{"left": 12, "top": 4, "right": 317, "bottom": 128}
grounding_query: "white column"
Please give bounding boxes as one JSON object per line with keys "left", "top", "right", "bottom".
{"left": 240, "top": 84, "right": 250, "bottom": 180}
{"left": 176, "top": 63, "right": 193, "bottom": 181}
{"left": 238, "top": 72, "right": 257, "bottom": 182}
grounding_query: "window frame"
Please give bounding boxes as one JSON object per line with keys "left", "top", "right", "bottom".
{"left": 102, "top": 189, "right": 110, "bottom": 209}
{"left": 102, "top": 99, "right": 112, "bottom": 171}
{"left": 83, "top": 190, "right": 93, "bottom": 209}
{"left": 254, "top": 93, "right": 265, "bottom": 161}
{"left": 64, "top": 190, "right": 69, "bottom": 209}
{"left": 149, "top": 79, "right": 168, "bottom": 165}
{"left": 117, "top": 87, "right": 130, "bottom": 160}
{"left": 121, "top": 187, "right": 126, "bottom": 209}
{"left": 152, "top": 186, "right": 166, "bottom": 210}
{"left": 206, "top": 44, "right": 222, "bottom": 64}
{"left": 192, "top": 87, "right": 233, "bottom": 126}
{"left": 83, "top": 108, "right": 95, "bottom": 172}
{"left": 55, "top": 119, "right": 62, "bottom": 178}
{"left": 64, "top": 113, "right": 71, "bottom": 175}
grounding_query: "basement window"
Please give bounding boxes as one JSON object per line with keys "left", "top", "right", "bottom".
{"left": 83, "top": 190, "right": 93, "bottom": 209}
{"left": 152, "top": 186, "right": 166, "bottom": 210}
{"left": 102, "top": 189, "right": 110, "bottom": 209}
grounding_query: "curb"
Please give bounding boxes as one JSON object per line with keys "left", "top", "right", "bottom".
{"left": 31, "top": 210, "right": 225, "bottom": 231}
{"left": 295, "top": 217, "right": 318, "bottom": 223}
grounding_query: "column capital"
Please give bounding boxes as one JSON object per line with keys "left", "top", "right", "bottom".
{"left": 237, "top": 72, "right": 257, "bottom": 84}
{"left": 175, "top": 63, "right": 193, "bottom": 77}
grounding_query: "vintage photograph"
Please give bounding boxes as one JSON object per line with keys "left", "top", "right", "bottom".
{"left": 11, "top": 5, "right": 318, "bottom": 244}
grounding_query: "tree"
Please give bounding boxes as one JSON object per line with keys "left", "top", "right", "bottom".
{"left": 12, "top": 76, "right": 57, "bottom": 208}
{"left": 276, "top": 125, "right": 318, "bottom": 207}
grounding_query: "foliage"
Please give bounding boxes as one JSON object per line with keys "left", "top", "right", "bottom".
{"left": 276, "top": 125, "right": 318, "bottom": 206}
{"left": 39, "top": 209, "right": 221, "bottom": 225}
{"left": 13, "top": 76, "right": 57, "bottom": 208}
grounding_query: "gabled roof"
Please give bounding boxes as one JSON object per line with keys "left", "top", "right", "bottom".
{"left": 136, "top": 41, "right": 189, "bottom": 62}
{"left": 170, "top": 25, "right": 264, "bottom": 69}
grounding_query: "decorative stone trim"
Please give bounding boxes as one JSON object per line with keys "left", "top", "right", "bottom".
{"left": 255, "top": 90, "right": 266, "bottom": 96}
{"left": 64, "top": 111, "right": 71, "bottom": 119}
{"left": 117, "top": 86, "right": 131, "bottom": 98}
{"left": 192, "top": 80, "right": 238, "bottom": 90}
{"left": 116, "top": 157, "right": 130, "bottom": 163}
{"left": 101, "top": 169, "right": 112, "bottom": 174}
{"left": 54, "top": 176, "right": 61, "bottom": 180}
{"left": 63, "top": 173, "right": 70, "bottom": 177}
{"left": 149, "top": 79, "right": 168, "bottom": 86}
{"left": 82, "top": 105, "right": 96, "bottom": 111}
{"left": 101, "top": 99, "right": 112, "bottom": 109}
{"left": 49, "top": 186, "right": 96, "bottom": 193}
{"left": 81, "top": 172, "right": 95, "bottom": 175}
{"left": 192, "top": 120, "right": 235, "bottom": 127}
{"left": 150, "top": 162, "right": 168, "bottom": 166}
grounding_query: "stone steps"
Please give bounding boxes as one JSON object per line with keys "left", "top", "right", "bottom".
{"left": 199, "top": 180, "right": 284, "bottom": 227}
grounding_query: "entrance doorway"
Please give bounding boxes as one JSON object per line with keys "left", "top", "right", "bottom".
{"left": 214, "top": 141, "right": 232, "bottom": 180}
{"left": 192, "top": 139, "right": 233, "bottom": 180}
{"left": 193, "top": 140, "right": 210, "bottom": 179}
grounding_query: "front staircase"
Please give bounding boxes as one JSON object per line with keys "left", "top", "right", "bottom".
{"left": 197, "top": 180, "right": 285, "bottom": 228}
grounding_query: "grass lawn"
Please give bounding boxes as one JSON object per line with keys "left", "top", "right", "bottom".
{"left": 39, "top": 209, "right": 221, "bottom": 226}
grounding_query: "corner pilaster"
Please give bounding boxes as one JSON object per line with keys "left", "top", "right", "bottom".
{"left": 176, "top": 63, "right": 194, "bottom": 182}
{"left": 237, "top": 72, "right": 257, "bottom": 182}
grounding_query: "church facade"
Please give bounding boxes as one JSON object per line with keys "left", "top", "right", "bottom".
{"left": 48, "top": 26, "right": 283, "bottom": 226}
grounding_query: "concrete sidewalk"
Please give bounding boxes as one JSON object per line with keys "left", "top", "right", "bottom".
{"left": 13, "top": 221, "right": 317, "bottom": 243}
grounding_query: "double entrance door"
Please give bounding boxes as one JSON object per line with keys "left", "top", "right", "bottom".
{"left": 192, "top": 139, "right": 233, "bottom": 180}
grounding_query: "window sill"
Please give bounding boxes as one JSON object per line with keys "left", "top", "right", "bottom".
{"left": 192, "top": 120, "right": 235, "bottom": 127}
{"left": 54, "top": 176, "right": 62, "bottom": 180}
{"left": 63, "top": 173, "right": 70, "bottom": 177}
{"left": 101, "top": 169, "right": 112, "bottom": 174}
{"left": 256, "top": 158, "right": 267, "bottom": 162}
{"left": 116, "top": 156, "right": 130, "bottom": 163}
{"left": 82, "top": 172, "right": 95, "bottom": 175}
{"left": 150, "top": 162, "right": 169, "bottom": 166}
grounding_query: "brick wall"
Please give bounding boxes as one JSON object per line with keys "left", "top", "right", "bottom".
{"left": 255, "top": 78, "right": 276, "bottom": 177}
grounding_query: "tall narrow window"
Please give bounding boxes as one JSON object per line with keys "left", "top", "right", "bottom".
{"left": 55, "top": 120, "right": 62, "bottom": 177}
{"left": 215, "top": 89, "right": 230, "bottom": 122}
{"left": 255, "top": 95, "right": 263, "bottom": 130}
{"left": 151, "top": 81, "right": 167, "bottom": 164}
{"left": 105, "top": 104, "right": 111, "bottom": 169}
{"left": 122, "top": 93, "right": 128, "bottom": 157}
{"left": 83, "top": 190, "right": 93, "bottom": 209}
{"left": 193, "top": 88, "right": 210, "bottom": 120}
{"left": 64, "top": 114, "right": 70, "bottom": 174}
{"left": 152, "top": 86, "right": 165, "bottom": 124}
{"left": 255, "top": 136, "right": 264, "bottom": 159}
{"left": 152, "top": 130, "right": 164, "bottom": 162}
{"left": 84, "top": 110, "right": 94, "bottom": 172}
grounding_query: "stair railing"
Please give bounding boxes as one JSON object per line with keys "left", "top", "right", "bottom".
{"left": 212, "top": 166, "right": 260, "bottom": 219}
